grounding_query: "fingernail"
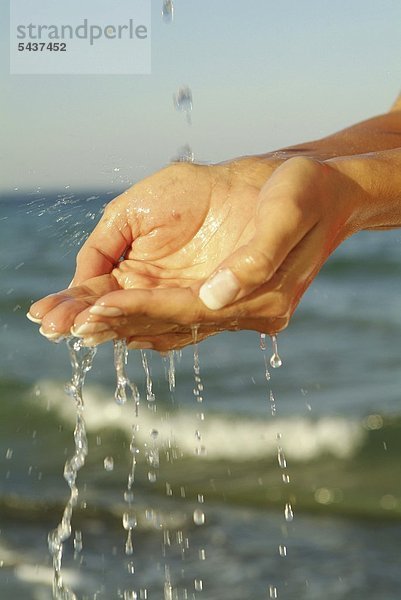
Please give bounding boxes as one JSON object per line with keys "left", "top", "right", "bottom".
{"left": 199, "top": 268, "right": 240, "bottom": 310}
{"left": 39, "top": 326, "right": 64, "bottom": 341}
{"left": 89, "top": 306, "right": 124, "bottom": 317}
{"left": 26, "top": 312, "right": 42, "bottom": 324}
{"left": 127, "top": 341, "right": 154, "bottom": 350}
{"left": 81, "top": 331, "right": 118, "bottom": 347}
{"left": 72, "top": 322, "right": 110, "bottom": 337}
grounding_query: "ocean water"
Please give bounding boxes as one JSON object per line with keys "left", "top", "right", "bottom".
{"left": 1, "top": 192, "right": 401, "bottom": 599}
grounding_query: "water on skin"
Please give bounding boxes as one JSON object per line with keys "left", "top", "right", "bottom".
{"left": 48, "top": 337, "right": 96, "bottom": 600}
{"left": 172, "top": 144, "right": 195, "bottom": 163}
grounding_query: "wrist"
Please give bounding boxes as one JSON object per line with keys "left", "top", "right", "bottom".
{"left": 328, "top": 150, "right": 401, "bottom": 230}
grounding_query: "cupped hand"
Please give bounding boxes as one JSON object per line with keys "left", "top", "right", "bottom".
{"left": 28, "top": 154, "right": 367, "bottom": 351}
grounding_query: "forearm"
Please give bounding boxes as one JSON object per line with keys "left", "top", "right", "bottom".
{"left": 261, "top": 102, "right": 401, "bottom": 162}
{"left": 329, "top": 147, "right": 401, "bottom": 231}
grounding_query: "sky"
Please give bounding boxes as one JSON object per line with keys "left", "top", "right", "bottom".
{"left": 1, "top": 0, "right": 401, "bottom": 194}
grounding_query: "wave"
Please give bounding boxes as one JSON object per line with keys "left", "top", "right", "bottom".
{"left": 32, "top": 379, "right": 365, "bottom": 463}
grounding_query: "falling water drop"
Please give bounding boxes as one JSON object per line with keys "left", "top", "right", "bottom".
{"left": 193, "top": 509, "right": 205, "bottom": 526}
{"left": 73, "top": 530, "right": 82, "bottom": 555}
{"left": 141, "top": 351, "right": 156, "bottom": 402}
{"left": 278, "top": 544, "right": 287, "bottom": 557}
{"left": 167, "top": 351, "right": 176, "bottom": 390}
{"left": 284, "top": 502, "right": 294, "bottom": 522}
{"left": 123, "top": 512, "right": 138, "bottom": 530}
{"left": 114, "top": 340, "right": 140, "bottom": 410}
{"left": 162, "top": 0, "right": 174, "bottom": 23}
{"left": 174, "top": 86, "right": 193, "bottom": 113}
{"left": 277, "top": 447, "right": 287, "bottom": 469}
{"left": 173, "top": 86, "right": 193, "bottom": 124}
{"left": 260, "top": 333, "right": 266, "bottom": 351}
{"left": 125, "top": 529, "right": 134, "bottom": 556}
{"left": 48, "top": 338, "right": 96, "bottom": 599}
{"left": 194, "top": 579, "right": 203, "bottom": 592}
{"left": 104, "top": 456, "right": 114, "bottom": 471}
{"left": 269, "top": 335, "right": 282, "bottom": 369}
{"left": 268, "top": 585, "right": 278, "bottom": 598}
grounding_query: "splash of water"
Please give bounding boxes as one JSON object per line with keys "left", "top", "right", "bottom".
{"left": 48, "top": 337, "right": 96, "bottom": 600}
{"left": 114, "top": 339, "right": 140, "bottom": 409}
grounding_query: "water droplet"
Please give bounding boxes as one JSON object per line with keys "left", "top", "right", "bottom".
{"left": 5, "top": 448, "right": 13, "bottom": 460}
{"left": 260, "top": 332, "right": 266, "bottom": 351}
{"left": 104, "top": 456, "right": 114, "bottom": 471}
{"left": 127, "top": 561, "right": 135, "bottom": 574}
{"left": 269, "top": 335, "right": 282, "bottom": 368}
{"left": 125, "top": 530, "right": 134, "bottom": 555}
{"left": 282, "top": 473, "right": 290, "bottom": 484}
{"left": 124, "top": 490, "right": 134, "bottom": 503}
{"left": 278, "top": 544, "right": 287, "bottom": 557}
{"left": 194, "top": 579, "right": 203, "bottom": 592}
{"left": 284, "top": 502, "right": 294, "bottom": 522}
{"left": 139, "top": 591, "right": 148, "bottom": 600}
{"left": 199, "top": 548, "right": 206, "bottom": 560}
{"left": 268, "top": 585, "right": 278, "bottom": 598}
{"left": 162, "top": 0, "right": 174, "bottom": 23}
{"left": 148, "top": 471, "right": 157, "bottom": 483}
{"left": 123, "top": 591, "right": 137, "bottom": 600}
{"left": 193, "top": 509, "right": 205, "bottom": 525}
{"left": 277, "top": 447, "right": 287, "bottom": 469}
{"left": 123, "top": 512, "right": 138, "bottom": 530}
{"left": 197, "top": 494, "right": 204, "bottom": 504}
{"left": 73, "top": 530, "right": 83, "bottom": 554}
{"left": 173, "top": 86, "right": 193, "bottom": 115}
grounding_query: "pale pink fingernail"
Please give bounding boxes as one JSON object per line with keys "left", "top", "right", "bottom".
{"left": 81, "top": 331, "right": 118, "bottom": 347}
{"left": 26, "top": 312, "right": 42, "bottom": 324}
{"left": 199, "top": 268, "right": 240, "bottom": 310}
{"left": 127, "top": 341, "right": 154, "bottom": 350}
{"left": 89, "top": 306, "right": 124, "bottom": 317}
{"left": 72, "top": 322, "right": 110, "bottom": 337}
{"left": 39, "top": 326, "right": 64, "bottom": 341}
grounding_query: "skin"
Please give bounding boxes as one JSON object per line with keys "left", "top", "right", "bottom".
{"left": 28, "top": 101, "right": 401, "bottom": 351}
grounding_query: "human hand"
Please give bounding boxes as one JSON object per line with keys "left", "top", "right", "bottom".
{"left": 28, "top": 153, "right": 367, "bottom": 351}
{"left": 28, "top": 157, "right": 282, "bottom": 347}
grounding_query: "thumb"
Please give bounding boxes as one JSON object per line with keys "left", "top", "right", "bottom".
{"left": 70, "top": 194, "right": 136, "bottom": 287}
{"left": 198, "top": 157, "right": 322, "bottom": 310}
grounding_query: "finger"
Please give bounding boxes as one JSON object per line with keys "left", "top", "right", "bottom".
{"left": 127, "top": 331, "right": 214, "bottom": 352}
{"left": 71, "top": 194, "right": 137, "bottom": 286}
{"left": 38, "top": 276, "right": 119, "bottom": 336}
{"left": 198, "top": 157, "right": 324, "bottom": 310}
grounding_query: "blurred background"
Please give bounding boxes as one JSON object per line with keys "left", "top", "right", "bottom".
{"left": 1, "top": 1, "right": 401, "bottom": 598}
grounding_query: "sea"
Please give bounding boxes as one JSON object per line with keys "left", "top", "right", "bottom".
{"left": 1, "top": 191, "right": 401, "bottom": 600}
